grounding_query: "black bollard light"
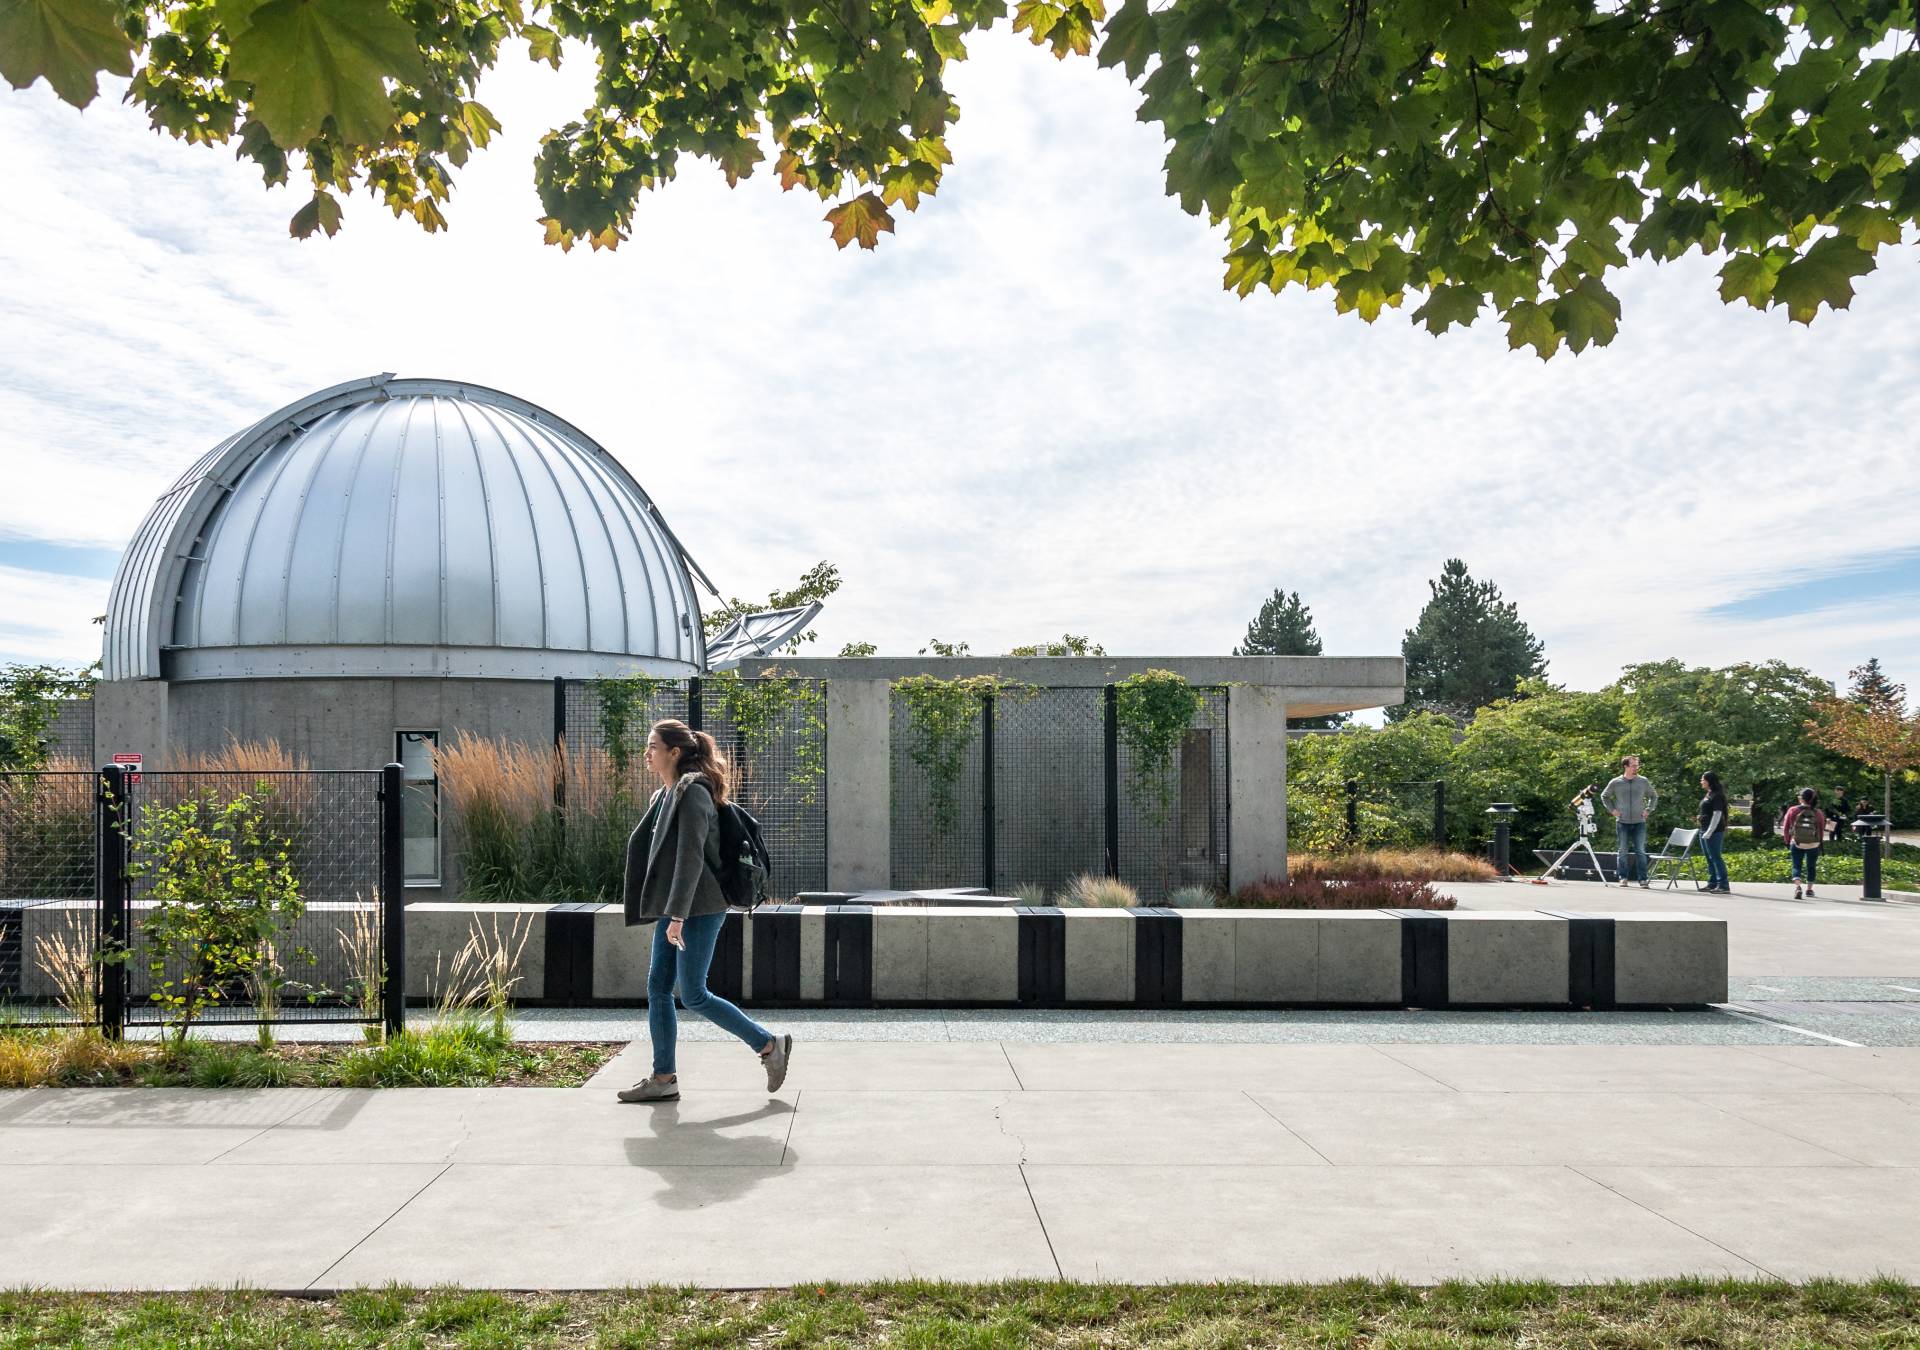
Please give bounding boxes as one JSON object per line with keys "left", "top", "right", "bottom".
{"left": 1485, "top": 803, "right": 1517, "bottom": 880}
{"left": 1854, "top": 813, "right": 1887, "bottom": 901}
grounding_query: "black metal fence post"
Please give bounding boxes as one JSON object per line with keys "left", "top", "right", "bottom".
{"left": 687, "top": 676, "right": 703, "bottom": 733}
{"left": 96, "top": 764, "right": 127, "bottom": 1040}
{"left": 981, "top": 689, "right": 996, "bottom": 892}
{"left": 1103, "top": 685, "right": 1120, "bottom": 878}
{"left": 380, "top": 761, "right": 407, "bottom": 1038}
{"left": 551, "top": 676, "right": 567, "bottom": 814}
{"left": 1433, "top": 780, "right": 1448, "bottom": 850}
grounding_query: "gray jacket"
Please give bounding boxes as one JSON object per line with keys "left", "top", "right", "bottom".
{"left": 622, "top": 772, "right": 728, "bottom": 925}
{"left": 1601, "top": 774, "right": 1658, "bottom": 825}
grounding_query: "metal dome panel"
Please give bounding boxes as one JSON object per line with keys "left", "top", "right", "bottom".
{"left": 103, "top": 375, "right": 712, "bottom": 681}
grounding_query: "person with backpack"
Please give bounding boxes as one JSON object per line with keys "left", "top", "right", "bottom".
{"left": 1697, "top": 771, "right": 1731, "bottom": 893}
{"left": 1780, "top": 787, "right": 1828, "bottom": 899}
{"left": 1601, "top": 755, "right": 1659, "bottom": 887}
{"left": 616, "top": 718, "right": 792, "bottom": 1103}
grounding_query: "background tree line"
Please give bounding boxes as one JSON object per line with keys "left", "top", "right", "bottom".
{"left": 1241, "top": 563, "right": 1920, "bottom": 856}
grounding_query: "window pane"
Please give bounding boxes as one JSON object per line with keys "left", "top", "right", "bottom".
{"left": 399, "top": 731, "right": 437, "bottom": 782}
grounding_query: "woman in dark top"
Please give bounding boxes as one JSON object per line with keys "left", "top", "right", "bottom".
{"left": 615, "top": 719, "right": 792, "bottom": 1104}
{"left": 1698, "top": 771, "right": 1731, "bottom": 893}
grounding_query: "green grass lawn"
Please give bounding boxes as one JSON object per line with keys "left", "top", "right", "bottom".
{"left": 2, "top": 1280, "right": 1918, "bottom": 1348}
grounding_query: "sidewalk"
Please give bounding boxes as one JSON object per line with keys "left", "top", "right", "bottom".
{"left": 4, "top": 1040, "right": 1918, "bottom": 1289}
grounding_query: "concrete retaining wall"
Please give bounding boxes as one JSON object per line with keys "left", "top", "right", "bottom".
{"left": 406, "top": 903, "right": 1728, "bottom": 1010}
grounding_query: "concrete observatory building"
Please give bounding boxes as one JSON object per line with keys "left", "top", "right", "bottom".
{"left": 94, "top": 373, "right": 714, "bottom": 888}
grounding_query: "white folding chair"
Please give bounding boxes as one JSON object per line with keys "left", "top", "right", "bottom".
{"left": 1648, "top": 827, "right": 1702, "bottom": 889}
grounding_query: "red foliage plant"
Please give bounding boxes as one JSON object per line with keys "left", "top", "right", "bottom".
{"left": 1229, "top": 876, "right": 1457, "bottom": 910}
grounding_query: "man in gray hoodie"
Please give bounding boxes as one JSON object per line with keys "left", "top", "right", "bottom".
{"left": 1601, "top": 755, "right": 1659, "bottom": 887}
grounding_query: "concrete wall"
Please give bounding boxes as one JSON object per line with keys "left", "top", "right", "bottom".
{"left": 92, "top": 680, "right": 169, "bottom": 769}
{"left": 1227, "top": 685, "right": 1288, "bottom": 887}
{"left": 825, "top": 679, "right": 889, "bottom": 891}
{"left": 398, "top": 902, "right": 1728, "bottom": 1010}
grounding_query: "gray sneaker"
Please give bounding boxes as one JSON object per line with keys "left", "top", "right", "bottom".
{"left": 617, "top": 1075, "right": 680, "bottom": 1103}
{"left": 762, "top": 1034, "right": 793, "bottom": 1093}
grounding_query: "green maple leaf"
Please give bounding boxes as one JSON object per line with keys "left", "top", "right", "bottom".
{"left": 1097, "top": 0, "right": 1156, "bottom": 79}
{"left": 824, "top": 191, "right": 894, "bottom": 249}
{"left": 1770, "top": 233, "right": 1876, "bottom": 324}
{"left": 524, "top": 24, "right": 562, "bottom": 70}
{"left": 1413, "top": 284, "right": 1482, "bottom": 335}
{"left": 288, "top": 189, "right": 343, "bottom": 238}
{"left": 1716, "top": 250, "right": 1780, "bottom": 308}
{"left": 1503, "top": 300, "right": 1564, "bottom": 360}
{"left": 0, "top": 0, "right": 134, "bottom": 108}
{"left": 1550, "top": 275, "right": 1621, "bottom": 353}
{"left": 224, "top": 0, "right": 430, "bottom": 148}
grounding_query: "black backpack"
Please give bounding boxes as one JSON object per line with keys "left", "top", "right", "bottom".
{"left": 709, "top": 799, "right": 773, "bottom": 909}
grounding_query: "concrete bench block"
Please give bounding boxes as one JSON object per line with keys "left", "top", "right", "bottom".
{"left": 799, "top": 908, "right": 828, "bottom": 1001}
{"left": 870, "top": 908, "right": 928, "bottom": 1001}
{"left": 1314, "top": 912, "right": 1402, "bottom": 1005}
{"left": 404, "top": 902, "right": 546, "bottom": 1003}
{"left": 1062, "top": 908, "right": 1133, "bottom": 1003}
{"left": 1446, "top": 911, "right": 1568, "bottom": 1006}
{"left": 924, "top": 908, "right": 1017, "bottom": 1002}
{"left": 592, "top": 908, "right": 653, "bottom": 1000}
{"left": 1612, "top": 912, "right": 1728, "bottom": 1005}
{"left": 1230, "top": 911, "right": 1318, "bottom": 1002}
{"left": 1180, "top": 911, "right": 1237, "bottom": 1002}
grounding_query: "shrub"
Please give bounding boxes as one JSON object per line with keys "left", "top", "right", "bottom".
{"left": 125, "top": 784, "right": 306, "bottom": 1044}
{"left": 337, "top": 1017, "right": 515, "bottom": 1088}
{"left": 1231, "top": 875, "right": 1456, "bottom": 910}
{"left": 1059, "top": 873, "right": 1140, "bottom": 907}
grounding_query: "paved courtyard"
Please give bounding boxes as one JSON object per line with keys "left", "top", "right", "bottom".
{"left": 7, "top": 880, "right": 1920, "bottom": 1291}
{"left": 3, "top": 1040, "right": 1918, "bottom": 1289}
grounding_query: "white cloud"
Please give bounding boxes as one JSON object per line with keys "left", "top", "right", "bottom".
{"left": 1, "top": 35, "right": 1916, "bottom": 690}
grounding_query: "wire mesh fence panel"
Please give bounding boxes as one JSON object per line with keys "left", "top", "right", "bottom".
{"left": 891, "top": 690, "right": 985, "bottom": 890}
{"left": 119, "top": 770, "right": 385, "bottom": 1027}
{"left": 559, "top": 678, "right": 689, "bottom": 800}
{"left": 552, "top": 678, "right": 690, "bottom": 901}
{"left": 705, "top": 679, "right": 828, "bottom": 901}
{"left": 46, "top": 699, "right": 95, "bottom": 768}
{"left": 1116, "top": 688, "right": 1230, "bottom": 903}
{"left": 0, "top": 771, "right": 98, "bottom": 1021}
{"left": 992, "top": 688, "right": 1104, "bottom": 900}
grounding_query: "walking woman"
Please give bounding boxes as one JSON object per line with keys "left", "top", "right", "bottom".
{"left": 616, "top": 719, "right": 792, "bottom": 1103}
{"left": 1698, "top": 772, "right": 1731, "bottom": 893}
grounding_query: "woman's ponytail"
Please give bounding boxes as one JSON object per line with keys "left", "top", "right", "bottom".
{"left": 652, "top": 719, "right": 731, "bottom": 803}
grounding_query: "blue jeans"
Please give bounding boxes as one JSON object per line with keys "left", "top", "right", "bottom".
{"left": 1615, "top": 821, "right": 1649, "bottom": 882}
{"left": 648, "top": 912, "right": 773, "bottom": 1075}
{"left": 1700, "top": 832, "right": 1728, "bottom": 889}
{"left": 1791, "top": 846, "right": 1820, "bottom": 885}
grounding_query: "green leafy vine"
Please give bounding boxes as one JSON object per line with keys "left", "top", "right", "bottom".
{"left": 1115, "top": 669, "right": 1205, "bottom": 826}
{"left": 593, "top": 674, "right": 672, "bottom": 781}
{"left": 894, "top": 674, "right": 1035, "bottom": 839}
{"left": 706, "top": 669, "right": 827, "bottom": 806}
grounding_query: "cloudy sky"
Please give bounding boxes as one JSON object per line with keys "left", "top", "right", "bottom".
{"left": 2, "top": 32, "right": 1916, "bottom": 700}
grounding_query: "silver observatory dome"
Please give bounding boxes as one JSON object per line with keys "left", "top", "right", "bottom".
{"left": 103, "top": 374, "right": 712, "bottom": 681}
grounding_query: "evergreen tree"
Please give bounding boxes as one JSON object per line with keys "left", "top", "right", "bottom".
{"left": 1235, "top": 588, "right": 1345, "bottom": 728}
{"left": 1849, "top": 658, "right": 1905, "bottom": 712}
{"left": 1393, "top": 560, "right": 1547, "bottom": 722}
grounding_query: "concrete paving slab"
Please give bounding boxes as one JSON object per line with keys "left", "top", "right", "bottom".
{"left": 1741, "top": 1046, "right": 1920, "bottom": 1091}
{"left": 1249, "top": 1091, "right": 1857, "bottom": 1167}
{"left": 585, "top": 1038, "right": 1021, "bottom": 1093}
{"left": 0, "top": 1087, "right": 319, "bottom": 1164}
{"left": 1577, "top": 1166, "right": 1920, "bottom": 1280}
{"left": 0, "top": 1162, "right": 442, "bottom": 1290}
{"left": 1003, "top": 1042, "right": 1454, "bottom": 1092}
{"left": 1024, "top": 1164, "right": 1767, "bottom": 1282}
{"left": 318, "top": 1162, "right": 1059, "bottom": 1288}
{"left": 1376, "top": 1044, "right": 1881, "bottom": 1093}
{"left": 783, "top": 1090, "right": 1325, "bottom": 1166}
{"left": 217, "top": 1088, "right": 794, "bottom": 1167}
{"left": 1684, "top": 1092, "right": 1920, "bottom": 1166}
